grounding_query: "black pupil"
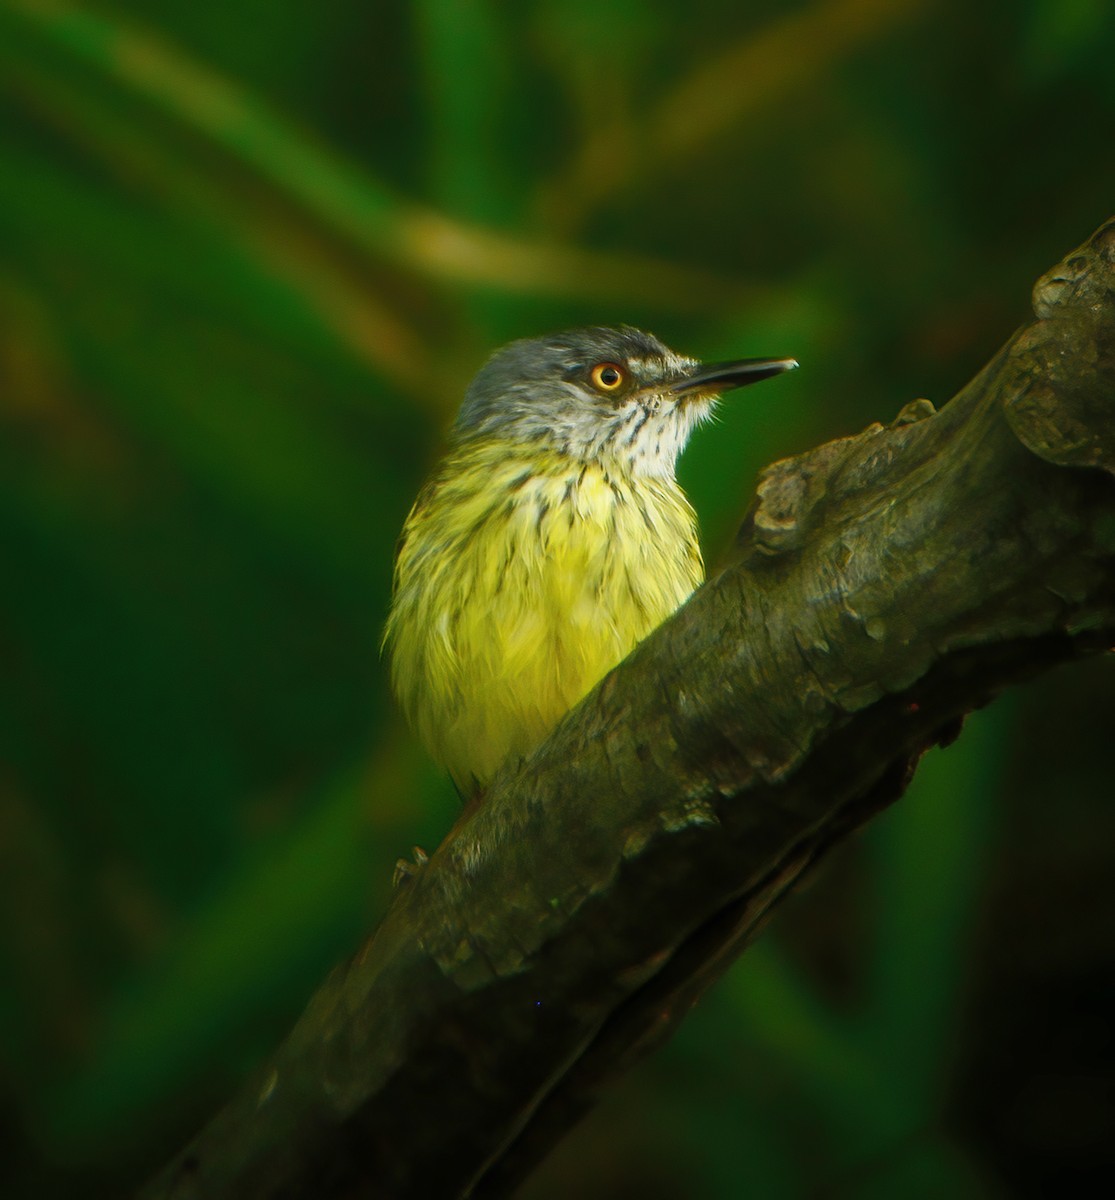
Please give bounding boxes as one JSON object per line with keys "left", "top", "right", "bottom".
{"left": 600, "top": 367, "right": 620, "bottom": 386}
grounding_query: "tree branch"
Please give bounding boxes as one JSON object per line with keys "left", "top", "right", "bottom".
{"left": 143, "top": 219, "right": 1115, "bottom": 1200}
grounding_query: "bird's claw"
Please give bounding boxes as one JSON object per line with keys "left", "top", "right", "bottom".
{"left": 392, "top": 845, "right": 429, "bottom": 887}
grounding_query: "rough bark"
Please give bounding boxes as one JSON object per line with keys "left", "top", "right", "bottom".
{"left": 143, "top": 219, "right": 1115, "bottom": 1200}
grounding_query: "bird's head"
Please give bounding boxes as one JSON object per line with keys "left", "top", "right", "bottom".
{"left": 454, "top": 326, "right": 797, "bottom": 478}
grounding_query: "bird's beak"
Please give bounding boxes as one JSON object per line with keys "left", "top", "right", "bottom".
{"left": 670, "top": 356, "right": 799, "bottom": 396}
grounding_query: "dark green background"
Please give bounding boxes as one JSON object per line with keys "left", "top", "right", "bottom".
{"left": 2, "top": 1, "right": 1113, "bottom": 1196}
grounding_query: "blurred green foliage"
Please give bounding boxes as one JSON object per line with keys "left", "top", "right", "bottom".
{"left": 1, "top": 0, "right": 1114, "bottom": 1196}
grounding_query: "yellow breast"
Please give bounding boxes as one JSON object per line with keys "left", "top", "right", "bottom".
{"left": 383, "top": 438, "right": 703, "bottom": 797}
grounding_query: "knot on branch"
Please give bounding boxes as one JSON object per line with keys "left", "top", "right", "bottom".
{"left": 1032, "top": 217, "right": 1115, "bottom": 320}
{"left": 1006, "top": 219, "right": 1115, "bottom": 476}
{"left": 745, "top": 398, "right": 937, "bottom": 558}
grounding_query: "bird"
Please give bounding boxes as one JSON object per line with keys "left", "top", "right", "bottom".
{"left": 383, "top": 326, "right": 797, "bottom": 804}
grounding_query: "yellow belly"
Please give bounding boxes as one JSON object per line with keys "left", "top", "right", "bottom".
{"left": 384, "top": 440, "right": 703, "bottom": 796}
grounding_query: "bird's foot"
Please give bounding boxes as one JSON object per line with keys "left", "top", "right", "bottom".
{"left": 392, "top": 845, "right": 429, "bottom": 888}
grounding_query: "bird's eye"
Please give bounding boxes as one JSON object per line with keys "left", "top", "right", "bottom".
{"left": 590, "top": 362, "right": 626, "bottom": 392}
